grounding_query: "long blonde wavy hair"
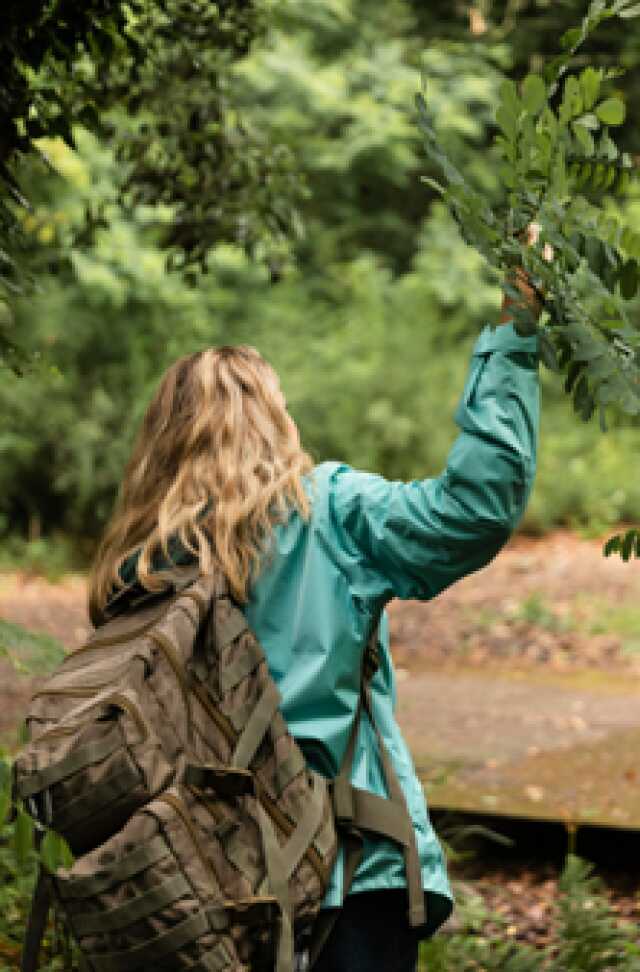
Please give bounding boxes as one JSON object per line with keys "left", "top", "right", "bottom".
{"left": 89, "top": 346, "right": 313, "bottom": 623}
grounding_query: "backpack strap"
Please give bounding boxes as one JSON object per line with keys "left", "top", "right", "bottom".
{"left": 20, "top": 867, "right": 52, "bottom": 972}
{"left": 310, "top": 620, "right": 426, "bottom": 967}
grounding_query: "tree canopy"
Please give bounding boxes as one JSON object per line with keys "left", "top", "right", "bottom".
{"left": 0, "top": 0, "right": 303, "bottom": 365}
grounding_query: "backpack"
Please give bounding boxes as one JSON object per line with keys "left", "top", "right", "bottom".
{"left": 14, "top": 567, "right": 425, "bottom": 972}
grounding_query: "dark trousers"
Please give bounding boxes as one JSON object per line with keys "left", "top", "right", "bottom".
{"left": 312, "top": 890, "right": 420, "bottom": 972}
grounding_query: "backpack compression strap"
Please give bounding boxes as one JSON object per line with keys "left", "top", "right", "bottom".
{"left": 21, "top": 867, "right": 52, "bottom": 972}
{"left": 309, "top": 623, "right": 426, "bottom": 967}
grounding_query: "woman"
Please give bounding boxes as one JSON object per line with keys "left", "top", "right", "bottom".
{"left": 89, "top": 274, "right": 540, "bottom": 972}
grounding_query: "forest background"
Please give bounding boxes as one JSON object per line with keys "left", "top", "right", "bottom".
{"left": 2, "top": 0, "right": 640, "bottom": 569}
{"left": 2, "top": 4, "right": 640, "bottom": 968}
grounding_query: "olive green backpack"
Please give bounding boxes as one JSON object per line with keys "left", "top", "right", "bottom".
{"left": 14, "top": 568, "right": 424, "bottom": 972}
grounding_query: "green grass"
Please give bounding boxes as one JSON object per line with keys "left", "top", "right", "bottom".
{"left": 463, "top": 594, "right": 576, "bottom": 635}
{"left": 583, "top": 599, "right": 640, "bottom": 637}
{"left": 0, "top": 535, "right": 90, "bottom": 582}
{"left": 512, "top": 593, "right": 570, "bottom": 632}
{"left": 0, "top": 619, "right": 65, "bottom": 676}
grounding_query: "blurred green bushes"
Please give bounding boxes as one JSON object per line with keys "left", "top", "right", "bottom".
{"left": 1, "top": 179, "right": 637, "bottom": 549}
{"left": 1, "top": 1, "right": 640, "bottom": 553}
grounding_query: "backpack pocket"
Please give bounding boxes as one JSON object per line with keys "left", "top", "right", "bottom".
{"left": 15, "top": 685, "right": 174, "bottom": 854}
{"left": 55, "top": 788, "right": 274, "bottom": 972}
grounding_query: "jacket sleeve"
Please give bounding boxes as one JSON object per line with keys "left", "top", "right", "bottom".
{"left": 327, "top": 322, "right": 540, "bottom": 602}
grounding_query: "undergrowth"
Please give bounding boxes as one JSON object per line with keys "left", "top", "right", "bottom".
{"left": 420, "top": 855, "right": 640, "bottom": 971}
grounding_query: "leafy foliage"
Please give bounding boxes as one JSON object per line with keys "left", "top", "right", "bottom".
{"left": 0, "top": 619, "right": 65, "bottom": 677}
{"left": 554, "top": 854, "right": 640, "bottom": 971}
{"left": 416, "top": 0, "right": 640, "bottom": 430}
{"left": 3, "top": 0, "right": 640, "bottom": 542}
{"left": 0, "top": 751, "right": 76, "bottom": 971}
{"left": 604, "top": 528, "right": 640, "bottom": 560}
{"left": 3, "top": 129, "right": 640, "bottom": 542}
{"left": 0, "top": 0, "right": 303, "bottom": 368}
{"left": 419, "top": 854, "right": 640, "bottom": 971}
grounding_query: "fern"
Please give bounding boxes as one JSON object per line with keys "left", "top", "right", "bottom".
{"left": 555, "top": 854, "right": 638, "bottom": 971}
{"left": 420, "top": 854, "right": 639, "bottom": 971}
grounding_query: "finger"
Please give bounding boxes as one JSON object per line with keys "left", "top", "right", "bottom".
{"left": 526, "top": 222, "right": 541, "bottom": 246}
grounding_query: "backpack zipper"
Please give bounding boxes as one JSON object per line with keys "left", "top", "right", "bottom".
{"left": 32, "top": 684, "right": 113, "bottom": 700}
{"left": 30, "top": 692, "right": 148, "bottom": 743}
{"left": 75, "top": 615, "right": 162, "bottom": 652}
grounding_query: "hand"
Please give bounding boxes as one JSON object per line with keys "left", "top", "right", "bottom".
{"left": 500, "top": 222, "right": 553, "bottom": 324}
{"left": 500, "top": 266, "right": 543, "bottom": 323}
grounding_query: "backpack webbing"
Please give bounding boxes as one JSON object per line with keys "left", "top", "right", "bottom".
{"left": 307, "top": 626, "right": 426, "bottom": 967}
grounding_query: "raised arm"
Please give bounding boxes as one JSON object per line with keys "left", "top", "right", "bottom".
{"left": 327, "top": 278, "right": 541, "bottom": 604}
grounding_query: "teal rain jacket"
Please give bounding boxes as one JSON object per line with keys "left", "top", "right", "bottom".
{"left": 242, "top": 323, "right": 540, "bottom": 932}
{"left": 115, "top": 322, "right": 539, "bottom": 934}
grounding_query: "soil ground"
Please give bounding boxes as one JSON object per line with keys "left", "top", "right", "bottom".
{"left": 1, "top": 531, "right": 639, "bottom": 943}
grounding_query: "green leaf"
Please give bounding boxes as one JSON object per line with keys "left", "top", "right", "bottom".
{"left": 498, "top": 163, "right": 517, "bottom": 189}
{"left": 603, "top": 535, "right": 620, "bottom": 557}
{"left": 585, "top": 237, "right": 605, "bottom": 275}
{"left": 576, "top": 112, "right": 600, "bottom": 130}
{"left": 538, "top": 330, "right": 559, "bottom": 371}
{"left": 577, "top": 162, "right": 593, "bottom": 186}
{"left": 599, "top": 406, "right": 608, "bottom": 433}
{"left": 598, "top": 132, "right": 618, "bottom": 160}
{"left": 602, "top": 165, "right": 617, "bottom": 190}
{"left": 522, "top": 75, "right": 547, "bottom": 114}
{"left": 563, "top": 76, "right": 583, "bottom": 117}
{"left": 499, "top": 79, "right": 520, "bottom": 111}
{"left": 617, "top": 169, "right": 632, "bottom": 194}
{"left": 574, "top": 374, "right": 595, "bottom": 421}
{"left": 565, "top": 360, "right": 585, "bottom": 394}
{"left": 496, "top": 106, "right": 517, "bottom": 140}
{"left": 41, "top": 829, "right": 61, "bottom": 872}
{"left": 0, "top": 780, "right": 10, "bottom": 828}
{"left": 12, "top": 805, "right": 35, "bottom": 866}
{"left": 621, "top": 227, "right": 640, "bottom": 255}
{"left": 595, "top": 98, "right": 626, "bottom": 125}
{"left": 560, "top": 26, "right": 582, "bottom": 50}
{"left": 618, "top": 2, "right": 640, "bottom": 16}
{"left": 591, "top": 161, "right": 607, "bottom": 188}
{"left": 622, "top": 530, "right": 638, "bottom": 560}
{"left": 41, "top": 830, "right": 73, "bottom": 872}
{"left": 572, "top": 122, "right": 595, "bottom": 156}
{"left": 579, "top": 67, "right": 603, "bottom": 109}
{"left": 619, "top": 259, "right": 639, "bottom": 299}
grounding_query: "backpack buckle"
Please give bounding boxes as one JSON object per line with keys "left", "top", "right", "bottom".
{"left": 331, "top": 777, "right": 354, "bottom": 826}
{"left": 184, "top": 763, "right": 254, "bottom": 798}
